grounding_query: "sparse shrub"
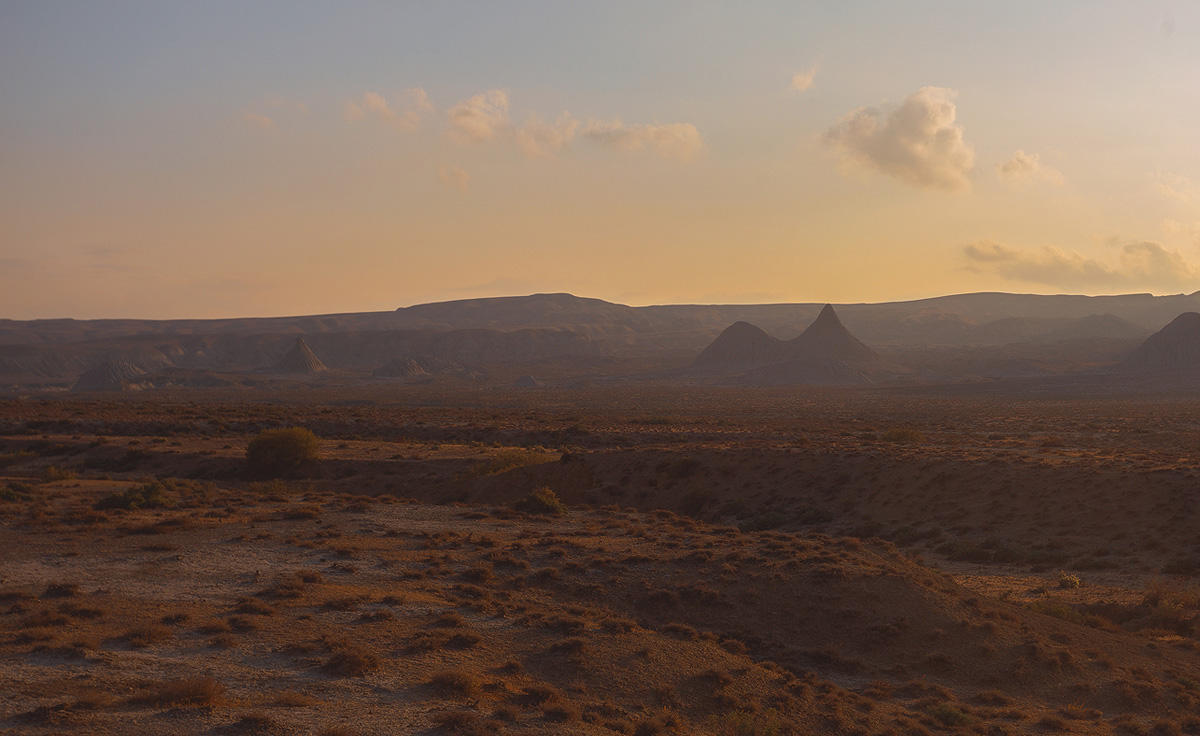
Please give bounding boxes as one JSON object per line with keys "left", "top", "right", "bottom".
{"left": 881, "top": 428, "right": 924, "bottom": 443}
{"left": 636, "top": 713, "right": 683, "bottom": 735}
{"left": 41, "top": 465, "right": 76, "bottom": 482}
{"left": 322, "top": 646, "right": 378, "bottom": 677}
{"left": 926, "top": 703, "right": 973, "bottom": 727}
{"left": 0, "top": 481, "right": 34, "bottom": 502}
{"left": 94, "top": 481, "right": 175, "bottom": 511}
{"left": 1058, "top": 571, "right": 1082, "bottom": 589}
{"left": 246, "top": 427, "right": 319, "bottom": 478}
{"left": 430, "top": 670, "right": 479, "bottom": 698}
{"left": 514, "top": 486, "right": 566, "bottom": 515}
{"left": 42, "top": 582, "right": 80, "bottom": 598}
{"left": 432, "top": 711, "right": 493, "bottom": 736}
{"left": 1028, "top": 600, "right": 1085, "bottom": 625}
{"left": 469, "top": 449, "right": 553, "bottom": 477}
{"left": 226, "top": 714, "right": 278, "bottom": 734}
{"left": 129, "top": 677, "right": 224, "bottom": 706}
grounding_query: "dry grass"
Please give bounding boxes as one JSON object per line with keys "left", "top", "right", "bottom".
{"left": 129, "top": 677, "right": 224, "bottom": 707}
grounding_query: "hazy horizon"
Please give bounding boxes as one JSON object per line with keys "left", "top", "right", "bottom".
{"left": 5, "top": 286, "right": 1200, "bottom": 324}
{"left": 4, "top": 2, "right": 1200, "bottom": 319}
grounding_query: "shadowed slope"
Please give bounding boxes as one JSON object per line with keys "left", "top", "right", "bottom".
{"left": 70, "top": 360, "right": 149, "bottom": 392}
{"left": 1121, "top": 312, "right": 1200, "bottom": 374}
{"left": 691, "top": 321, "right": 783, "bottom": 371}
{"left": 273, "top": 337, "right": 328, "bottom": 374}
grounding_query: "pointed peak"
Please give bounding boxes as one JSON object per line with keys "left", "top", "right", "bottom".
{"left": 813, "top": 304, "right": 842, "bottom": 325}
{"left": 275, "top": 336, "right": 328, "bottom": 373}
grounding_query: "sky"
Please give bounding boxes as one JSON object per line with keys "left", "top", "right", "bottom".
{"left": 2, "top": 1, "right": 1200, "bottom": 319}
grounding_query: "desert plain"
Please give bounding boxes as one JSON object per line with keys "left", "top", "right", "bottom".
{"left": 3, "top": 385, "right": 1200, "bottom": 735}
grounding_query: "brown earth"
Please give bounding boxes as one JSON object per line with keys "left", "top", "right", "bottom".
{"left": 3, "top": 386, "right": 1200, "bottom": 734}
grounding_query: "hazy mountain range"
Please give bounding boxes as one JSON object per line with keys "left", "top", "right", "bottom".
{"left": 2, "top": 290, "right": 1199, "bottom": 389}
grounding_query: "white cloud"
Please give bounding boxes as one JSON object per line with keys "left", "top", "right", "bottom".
{"left": 997, "top": 150, "right": 1064, "bottom": 186}
{"left": 515, "top": 112, "right": 579, "bottom": 157}
{"left": 1156, "top": 172, "right": 1198, "bottom": 204}
{"left": 439, "top": 165, "right": 470, "bottom": 192}
{"left": 824, "top": 86, "right": 975, "bottom": 191}
{"left": 582, "top": 120, "right": 704, "bottom": 161}
{"left": 790, "top": 67, "right": 817, "bottom": 93}
{"left": 446, "top": 89, "right": 510, "bottom": 143}
{"left": 345, "top": 88, "right": 432, "bottom": 130}
{"left": 964, "top": 240, "right": 1197, "bottom": 291}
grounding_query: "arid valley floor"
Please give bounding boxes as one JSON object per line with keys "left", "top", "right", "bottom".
{"left": 5, "top": 386, "right": 1200, "bottom": 735}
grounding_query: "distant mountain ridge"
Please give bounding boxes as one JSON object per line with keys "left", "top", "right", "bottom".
{"left": 4, "top": 290, "right": 1199, "bottom": 389}
{"left": 1, "top": 290, "right": 1193, "bottom": 348}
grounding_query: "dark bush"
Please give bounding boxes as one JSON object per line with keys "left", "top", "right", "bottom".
{"left": 94, "top": 482, "right": 175, "bottom": 511}
{"left": 246, "top": 427, "right": 319, "bottom": 478}
{"left": 513, "top": 486, "right": 566, "bottom": 515}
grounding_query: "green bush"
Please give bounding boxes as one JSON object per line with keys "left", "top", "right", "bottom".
{"left": 94, "top": 481, "right": 175, "bottom": 511}
{"left": 514, "top": 486, "right": 566, "bottom": 515}
{"left": 245, "top": 427, "right": 319, "bottom": 478}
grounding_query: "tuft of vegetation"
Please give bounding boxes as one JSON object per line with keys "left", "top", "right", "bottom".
{"left": 94, "top": 481, "right": 175, "bottom": 511}
{"left": 430, "top": 670, "right": 479, "bottom": 698}
{"left": 513, "top": 486, "right": 566, "bottom": 515}
{"left": 1028, "top": 600, "right": 1086, "bottom": 625}
{"left": 246, "top": 427, "right": 319, "bottom": 478}
{"left": 322, "top": 646, "right": 379, "bottom": 677}
{"left": 467, "top": 448, "right": 554, "bottom": 477}
{"left": 926, "top": 703, "right": 974, "bottom": 727}
{"left": 881, "top": 427, "right": 925, "bottom": 443}
{"left": 710, "top": 709, "right": 784, "bottom": 736}
{"left": 129, "top": 677, "right": 224, "bottom": 707}
{"left": 0, "top": 481, "right": 34, "bottom": 503}
{"left": 41, "top": 465, "right": 76, "bottom": 482}
{"left": 1058, "top": 571, "right": 1082, "bottom": 589}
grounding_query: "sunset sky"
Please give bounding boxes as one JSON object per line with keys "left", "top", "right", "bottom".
{"left": 3, "top": 1, "right": 1200, "bottom": 319}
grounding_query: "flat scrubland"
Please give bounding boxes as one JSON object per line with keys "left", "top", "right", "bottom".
{"left": 4, "top": 386, "right": 1200, "bottom": 734}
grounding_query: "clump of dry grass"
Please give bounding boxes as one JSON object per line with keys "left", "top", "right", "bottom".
{"left": 41, "top": 582, "right": 80, "bottom": 598}
{"left": 431, "top": 710, "right": 495, "bottom": 736}
{"left": 321, "top": 644, "right": 379, "bottom": 677}
{"left": 129, "top": 677, "right": 224, "bottom": 707}
{"left": 430, "top": 670, "right": 479, "bottom": 698}
{"left": 513, "top": 486, "right": 566, "bottom": 515}
{"left": 123, "top": 624, "right": 173, "bottom": 648}
{"left": 468, "top": 449, "right": 553, "bottom": 478}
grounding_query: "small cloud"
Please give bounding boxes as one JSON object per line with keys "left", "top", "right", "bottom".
{"left": 824, "top": 86, "right": 975, "bottom": 191}
{"left": 439, "top": 165, "right": 470, "bottom": 192}
{"left": 515, "top": 112, "right": 579, "bottom": 157}
{"left": 997, "top": 150, "right": 1064, "bottom": 185}
{"left": 1162, "top": 218, "right": 1200, "bottom": 246}
{"left": 1156, "top": 172, "right": 1198, "bottom": 203}
{"left": 790, "top": 67, "right": 817, "bottom": 93}
{"left": 582, "top": 120, "right": 704, "bottom": 161}
{"left": 345, "top": 88, "right": 432, "bottom": 130}
{"left": 447, "top": 89, "right": 510, "bottom": 143}
{"left": 964, "top": 239, "right": 1197, "bottom": 291}
{"left": 243, "top": 112, "right": 275, "bottom": 130}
